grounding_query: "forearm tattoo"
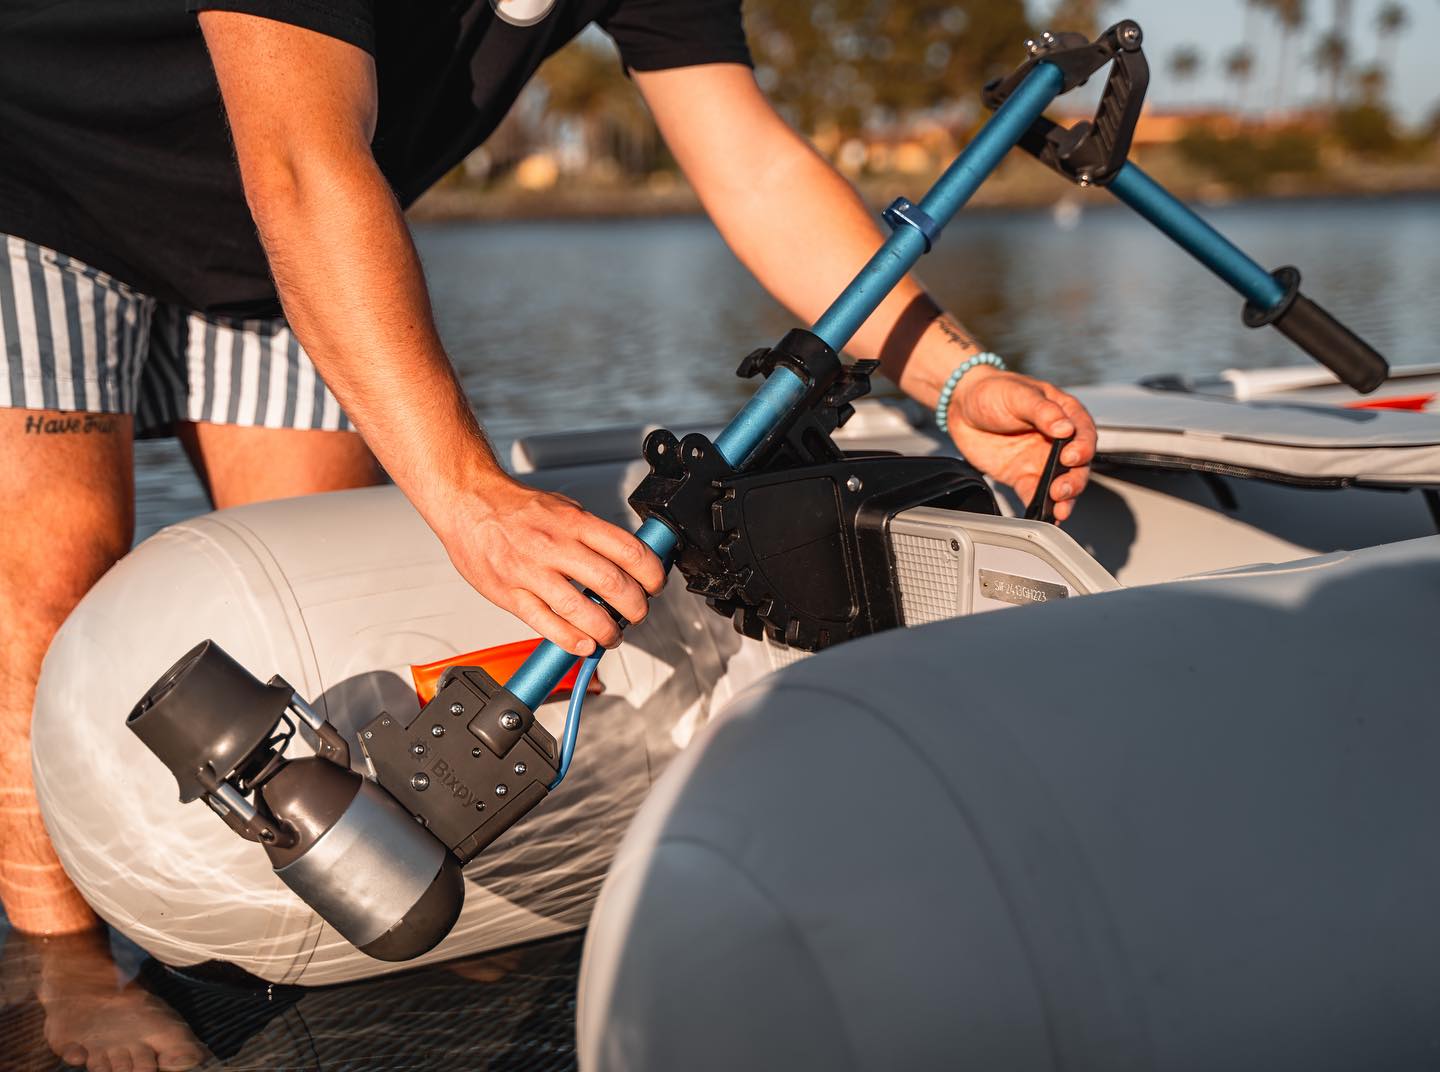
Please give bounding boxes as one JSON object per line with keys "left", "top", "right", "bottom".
{"left": 936, "top": 317, "right": 981, "bottom": 353}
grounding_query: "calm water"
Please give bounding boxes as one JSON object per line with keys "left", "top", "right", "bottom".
{"left": 134, "top": 195, "right": 1440, "bottom": 540}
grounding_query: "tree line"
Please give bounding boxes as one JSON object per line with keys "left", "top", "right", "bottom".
{"left": 1170, "top": 0, "right": 1419, "bottom": 112}
{"left": 498, "top": 0, "right": 1434, "bottom": 187}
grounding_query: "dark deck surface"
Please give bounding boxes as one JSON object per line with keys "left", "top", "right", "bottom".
{"left": 0, "top": 916, "right": 581, "bottom": 1071}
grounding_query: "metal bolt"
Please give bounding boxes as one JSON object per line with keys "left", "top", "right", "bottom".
{"left": 362, "top": 730, "right": 373, "bottom": 740}
{"left": 431, "top": 724, "right": 445, "bottom": 737}
{"left": 411, "top": 773, "right": 430, "bottom": 791}
{"left": 495, "top": 784, "right": 508, "bottom": 797}
{"left": 500, "top": 711, "right": 522, "bottom": 731}
{"left": 513, "top": 762, "right": 527, "bottom": 776}
{"left": 1041, "top": 30, "right": 1055, "bottom": 44}
{"left": 845, "top": 475, "right": 863, "bottom": 492}
{"left": 381, "top": 717, "right": 392, "bottom": 726}
{"left": 1024, "top": 37, "right": 1039, "bottom": 55}
{"left": 950, "top": 538, "right": 960, "bottom": 552}
{"left": 449, "top": 702, "right": 465, "bottom": 715}
{"left": 260, "top": 828, "right": 275, "bottom": 842}
{"left": 412, "top": 743, "right": 427, "bottom": 757}
{"left": 472, "top": 746, "right": 483, "bottom": 758}
{"left": 1118, "top": 22, "right": 1141, "bottom": 46}
{"left": 474, "top": 801, "right": 486, "bottom": 812}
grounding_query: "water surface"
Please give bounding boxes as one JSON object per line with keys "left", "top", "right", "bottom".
{"left": 135, "top": 195, "right": 1440, "bottom": 540}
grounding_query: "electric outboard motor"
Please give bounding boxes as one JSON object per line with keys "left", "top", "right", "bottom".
{"left": 127, "top": 639, "right": 556, "bottom": 960}
{"left": 121, "top": 18, "right": 1395, "bottom": 973}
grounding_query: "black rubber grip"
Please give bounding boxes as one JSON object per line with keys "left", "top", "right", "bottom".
{"left": 1025, "top": 435, "right": 1073, "bottom": 524}
{"left": 1272, "top": 292, "right": 1389, "bottom": 394}
{"left": 1243, "top": 267, "right": 1388, "bottom": 394}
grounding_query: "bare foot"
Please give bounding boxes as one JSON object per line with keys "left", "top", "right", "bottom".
{"left": 446, "top": 947, "right": 525, "bottom": 985}
{"left": 33, "top": 929, "right": 208, "bottom": 1072}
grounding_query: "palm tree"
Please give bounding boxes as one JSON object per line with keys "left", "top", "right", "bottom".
{"left": 1353, "top": 63, "right": 1388, "bottom": 105}
{"left": 1224, "top": 46, "right": 1257, "bottom": 113}
{"left": 1327, "top": 0, "right": 1355, "bottom": 101}
{"left": 1269, "top": 0, "right": 1308, "bottom": 113}
{"left": 1168, "top": 46, "right": 1204, "bottom": 106}
{"left": 1312, "top": 30, "right": 1349, "bottom": 106}
{"left": 1374, "top": 2, "right": 1410, "bottom": 70}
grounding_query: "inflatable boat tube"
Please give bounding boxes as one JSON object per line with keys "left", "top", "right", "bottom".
{"left": 578, "top": 534, "right": 1440, "bottom": 1072}
{"left": 32, "top": 462, "right": 770, "bottom": 986}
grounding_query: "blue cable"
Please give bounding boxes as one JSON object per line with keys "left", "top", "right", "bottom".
{"left": 550, "top": 650, "right": 602, "bottom": 789}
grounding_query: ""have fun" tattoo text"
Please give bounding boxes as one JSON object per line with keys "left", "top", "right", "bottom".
{"left": 23, "top": 413, "right": 119, "bottom": 435}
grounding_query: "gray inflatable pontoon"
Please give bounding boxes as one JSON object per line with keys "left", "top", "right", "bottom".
{"left": 579, "top": 531, "right": 1440, "bottom": 1071}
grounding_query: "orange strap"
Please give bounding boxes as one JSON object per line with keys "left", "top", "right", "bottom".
{"left": 410, "top": 638, "right": 603, "bottom": 707}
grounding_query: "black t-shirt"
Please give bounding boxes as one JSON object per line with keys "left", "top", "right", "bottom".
{"left": 0, "top": 0, "right": 749, "bottom": 315}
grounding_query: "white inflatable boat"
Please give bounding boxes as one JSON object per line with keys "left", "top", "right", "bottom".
{"left": 31, "top": 21, "right": 1440, "bottom": 1061}
{"left": 32, "top": 366, "right": 1440, "bottom": 987}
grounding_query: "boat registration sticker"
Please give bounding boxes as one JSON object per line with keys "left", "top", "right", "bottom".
{"left": 979, "top": 569, "right": 1069, "bottom": 607}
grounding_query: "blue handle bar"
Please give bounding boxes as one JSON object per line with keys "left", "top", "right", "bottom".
{"left": 506, "top": 61, "right": 1066, "bottom": 712}
{"left": 1107, "top": 162, "right": 1287, "bottom": 311}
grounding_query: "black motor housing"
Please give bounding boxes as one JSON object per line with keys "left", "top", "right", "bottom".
{"left": 127, "top": 641, "right": 473, "bottom": 961}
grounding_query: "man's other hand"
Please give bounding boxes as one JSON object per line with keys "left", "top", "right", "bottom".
{"left": 438, "top": 478, "right": 666, "bottom": 657}
{"left": 944, "top": 366, "right": 1097, "bottom": 522}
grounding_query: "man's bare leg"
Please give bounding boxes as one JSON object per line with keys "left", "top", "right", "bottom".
{"left": 0, "top": 409, "right": 205, "bottom": 1070}
{"left": 0, "top": 417, "right": 378, "bottom": 923}
{"left": 0, "top": 409, "right": 133, "bottom": 934}
{"left": 175, "top": 421, "right": 382, "bottom": 508}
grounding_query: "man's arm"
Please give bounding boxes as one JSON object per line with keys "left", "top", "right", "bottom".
{"left": 199, "top": 12, "right": 663, "bottom": 655}
{"left": 634, "top": 64, "right": 1097, "bottom": 518}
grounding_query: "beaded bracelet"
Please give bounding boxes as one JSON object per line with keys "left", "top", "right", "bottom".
{"left": 935, "top": 352, "right": 1006, "bottom": 433}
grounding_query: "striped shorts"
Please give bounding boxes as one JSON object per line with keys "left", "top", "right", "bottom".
{"left": 0, "top": 234, "right": 352, "bottom": 435}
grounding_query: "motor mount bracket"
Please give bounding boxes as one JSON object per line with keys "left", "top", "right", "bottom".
{"left": 358, "top": 665, "right": 556, "bottom": 864}
{"left": 629, "top": 329, "right": 997, "bottom": 651}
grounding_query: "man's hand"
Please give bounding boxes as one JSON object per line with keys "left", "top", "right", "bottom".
{"left": 944, "top": 366, "right": 1096, "bottom": 521}
{"left": 434, "top": 477, "right": 666, "bottom": 657}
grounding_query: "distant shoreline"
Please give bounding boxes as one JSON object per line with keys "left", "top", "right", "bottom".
{"left": 408, "top": 164, "right": 1440, "bottom": 225}
{"left": 410, "top": 182, "right": 1440, "bottom": 227}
